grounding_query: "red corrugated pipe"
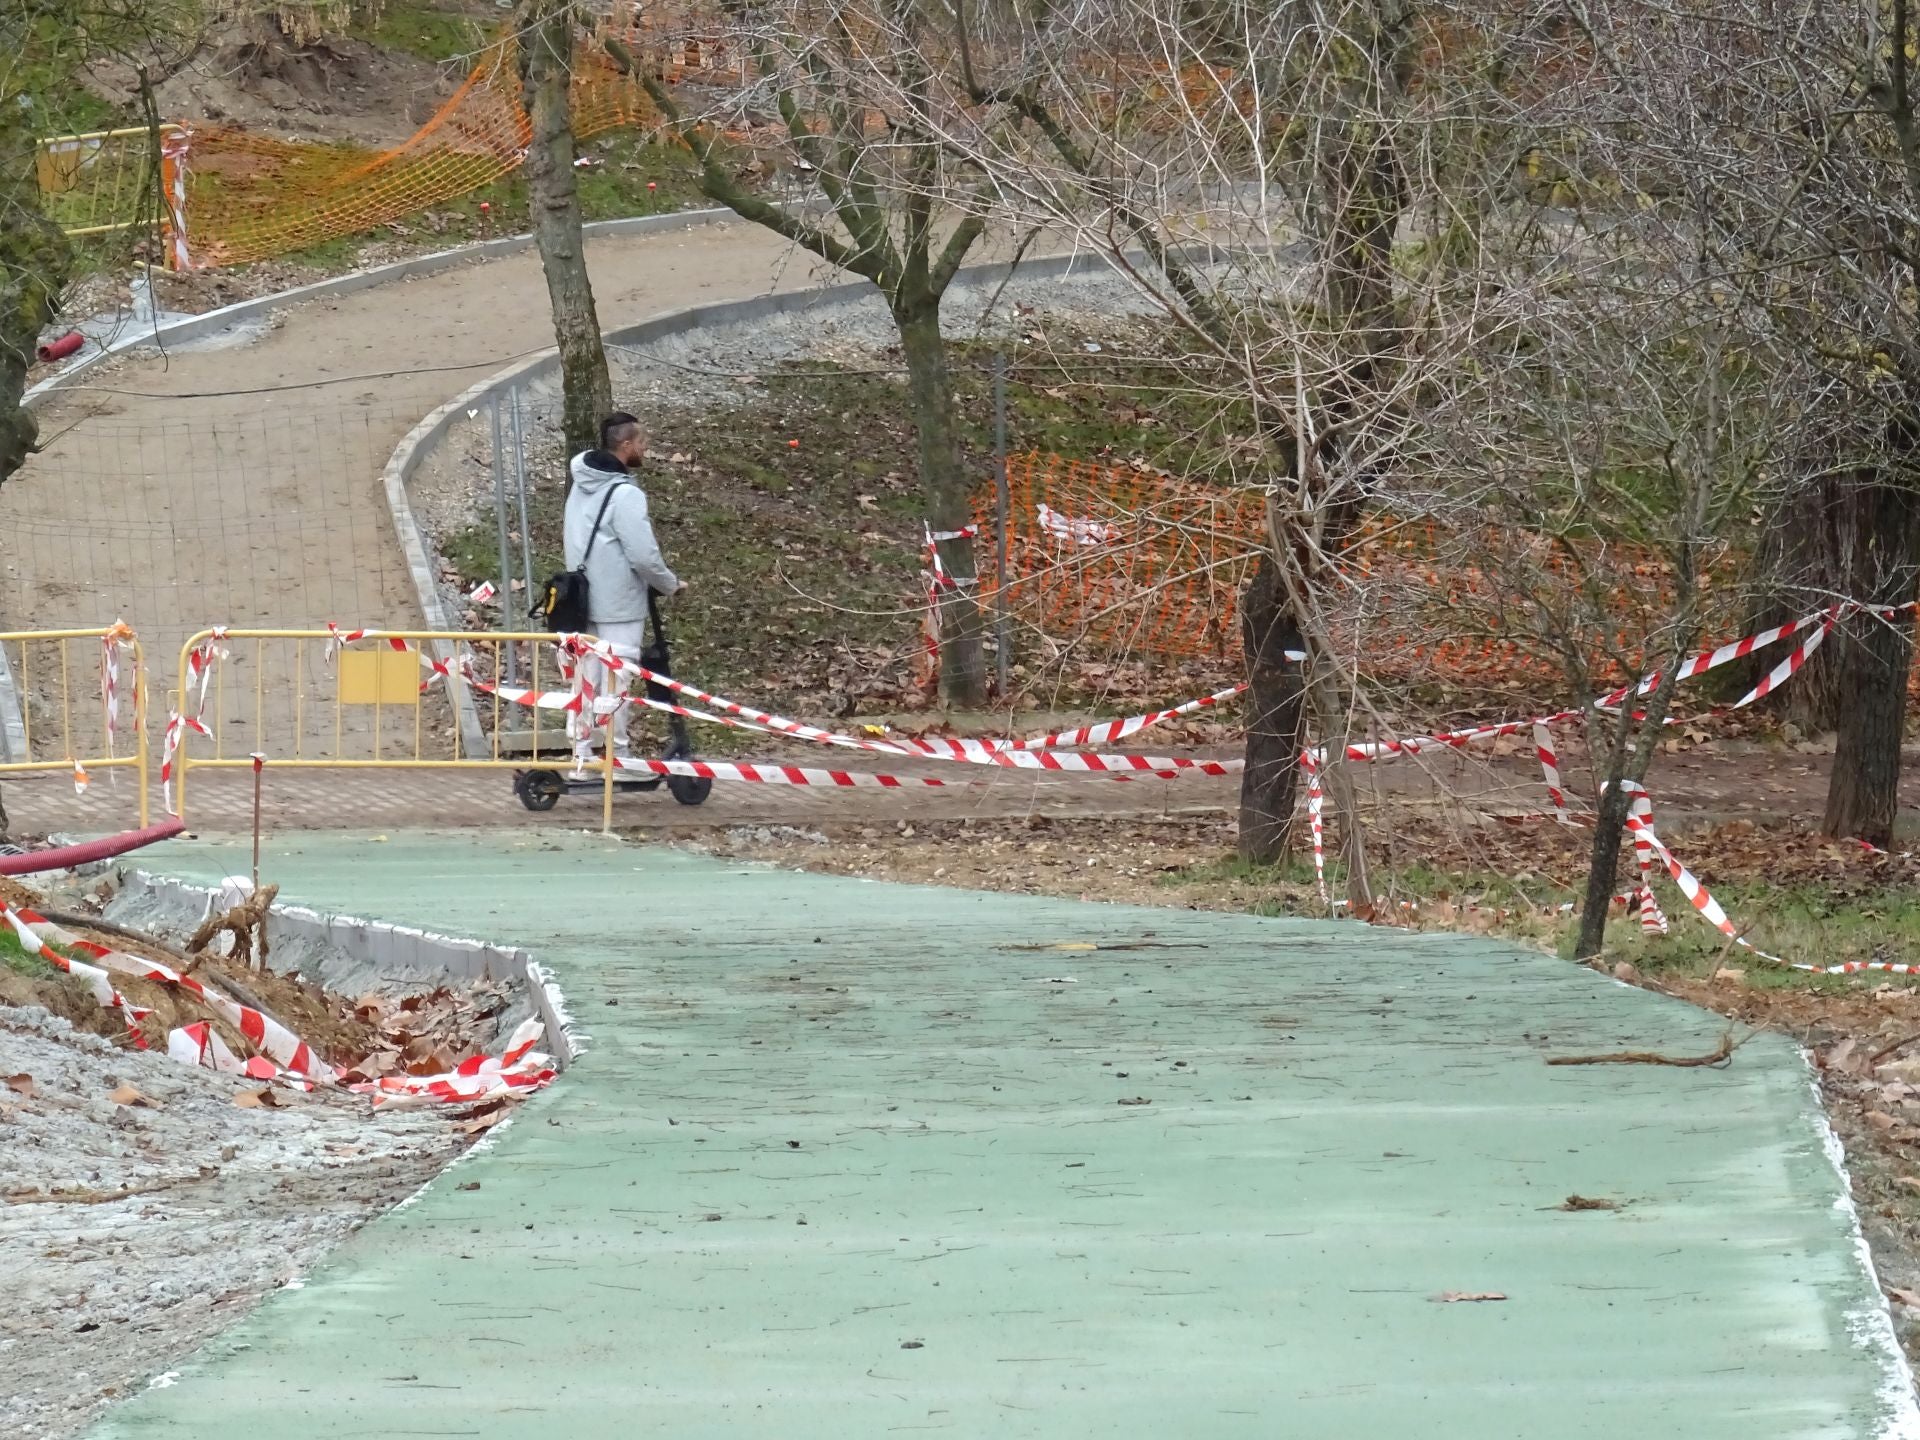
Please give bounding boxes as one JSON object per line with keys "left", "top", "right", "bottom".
{"left": 0, "top": 819, "right": 186, "bottom": 875}
{"left": 36, "top": 332, "right": 85, "bottom": 363}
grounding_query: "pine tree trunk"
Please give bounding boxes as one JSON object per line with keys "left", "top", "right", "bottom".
{"left": 1822, "top": 476, "right": 1920, "bottom": 845}
{"left": 1237, "top": 558, "right": 1306, "bottom": 864}
{"left": 897, "top": 305, "right": 987, "bottom": 708}
{"left": 519, "top": 0, "right": 611, "bottom": 455}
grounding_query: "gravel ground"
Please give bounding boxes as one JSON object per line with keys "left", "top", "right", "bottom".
{"left": 0, "top": 1008, "right": 465, "bottom": 1440}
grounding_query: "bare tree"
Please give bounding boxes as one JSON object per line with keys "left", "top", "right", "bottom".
{"left": 1558, "top": 0, "right": 1920, "bottom": 848}
{"left": 608, "top": 2, "right": 1002, "bottom": 705}
{"left": 1416, "top": 228, "right": 1796, "bottom": 955}
{"left": 890, "top": 0, "right": 1535, "bottom": 893}
{"left": 519, "top": 0, "right": 615, "bottom": 453}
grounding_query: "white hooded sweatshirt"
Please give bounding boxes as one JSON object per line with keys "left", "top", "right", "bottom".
{"left": 562, "top": 450, "right": 679, "bottom": 624}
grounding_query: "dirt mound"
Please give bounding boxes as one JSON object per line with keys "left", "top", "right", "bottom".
{"left": 84, "top": 16, "right": 461, "bottom": 148}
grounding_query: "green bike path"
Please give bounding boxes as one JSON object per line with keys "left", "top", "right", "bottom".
{"left": 93, "top": 831, "right": 1915, "bottom": 1438}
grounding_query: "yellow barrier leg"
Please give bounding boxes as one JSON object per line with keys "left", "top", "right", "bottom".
{"left": 602, "top": 708, "right": 616, "bottom": 836}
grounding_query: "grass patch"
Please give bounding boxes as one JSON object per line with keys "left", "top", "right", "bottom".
{"left": 1156, "top": 848, "right": 1920, "bottom": 996}
{"left": 445, "top": 316, "right": 1249, "bottom": 732}
{"left": 274, "top": 130, "right": 708, "bottom": 273}
{"left": 352, "top": 0, "right": 489, "bottom": 63}
{"left": 1, "top": 923, "right": 65, "bottom": 982}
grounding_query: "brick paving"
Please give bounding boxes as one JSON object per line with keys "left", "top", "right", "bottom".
{"left": 1, "top": 759, "right": 1240, "bottom": 837}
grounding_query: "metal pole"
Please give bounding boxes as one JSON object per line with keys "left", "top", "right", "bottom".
{"left": 490, "top": 394, "right": 518, "bottom": 683}
{"left": 993, "top": 351, "right": 1011, "bottom": 699}
{"left": 249, "top": 753, "right": 264, "bottom": 891}
{"left": 511, "top": 389, "right": 535, "bottom": 621}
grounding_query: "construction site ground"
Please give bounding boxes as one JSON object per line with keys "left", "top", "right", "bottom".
{"left": 67, "top": 828, "right": 1918, "bottom": 1439}
{"left": 7, "top": 156, "right": 1920, "bottom": 1436}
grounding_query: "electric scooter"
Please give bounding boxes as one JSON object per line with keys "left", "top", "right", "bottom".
{"left": 513, "top": 590, "right": 713, "bottom": 812}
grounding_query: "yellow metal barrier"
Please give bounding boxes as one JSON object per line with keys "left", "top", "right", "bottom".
{"left": 169, "top": 629, "right": 618, "bottom": 828}
{"left": 0, "top": 626, "right": 150, "bottom": 826}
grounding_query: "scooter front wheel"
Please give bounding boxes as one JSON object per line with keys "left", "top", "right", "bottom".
{"left": 662, "top": 736, "right": 713, "bottom": 807}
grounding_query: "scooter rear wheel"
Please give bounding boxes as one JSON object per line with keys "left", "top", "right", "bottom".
{"left": 517, "top": 769, "right": 564, "bottom": 812}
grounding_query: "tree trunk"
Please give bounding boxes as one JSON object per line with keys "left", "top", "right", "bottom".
{"left": 519, "top": 0, "right": 611, "bottom": 455}
{"left": 1822, "top": 475, "right": 1920, "bottom": 845}
{"left": 1573, "top": 778, "right": 1633, "bottom": 960}
{"left": 1, "top": 111, "right": 72, "bottom": 487}
{"left": 897, "top": 304, "right": 987, "bottom": 707}
{"left": 1237, "top": 557, "right": 1306, "bottom": 863}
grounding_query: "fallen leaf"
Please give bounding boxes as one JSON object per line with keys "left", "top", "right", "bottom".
{"left": 457, "top": 1181, "right": 481, "bottom": 1192}
{"left": 1713, "top": 967, "right": 1746, "bottom": 985}
{"left": 1892, "top": 1287, "right": 1920, "bottom": 1308}
{"left": 1432, "top": 1291, "right": 1507, "bottom": 1303}
{"left": 107, "top": 1084, "right": 155, "bottom": 1109}
{"left": 232, "top": 1088, "right": 279, "bottom": 1109}
{"left": 1117, "top": 1096, "right": 1151, "bottom": 1106}
{"left": 1895, "top": 1177, "right": 1920, "bottom": 1194}
{"left": 460, "top": 1109, "right": 510, "bottom": 1135}
{"left": 1557, "top": 1194, "right": 1623, "bottom": 1212}
{"left": 6, "top": 1073, "right": 33, "bottom": 1099}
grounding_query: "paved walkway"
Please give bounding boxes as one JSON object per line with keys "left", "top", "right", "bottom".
{"left": 7, "top": 221, "right": 804, "bottom": 763}
{"left": 89, "top": 831, "right": 1915, "bottom": 1437}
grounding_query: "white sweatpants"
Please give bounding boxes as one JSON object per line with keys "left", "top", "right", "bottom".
{"left": 570, "top": 618, "right": 646, "bottom": 770}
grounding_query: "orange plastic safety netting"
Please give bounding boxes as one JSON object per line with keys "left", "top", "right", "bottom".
{"left": 973, "top": 453, "right": 1744, "bottom": 690}
{"left": 973, "top": 452, "right": 1264, "bottom": 661}
{"left": 171, "top": 24, "right": 677, "bottom": 269}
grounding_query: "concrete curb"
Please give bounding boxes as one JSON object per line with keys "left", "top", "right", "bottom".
{"left": 120, "top": 868, "right": 582, "bottom": 1069}
{"left": 20, "top": 208, "right": 736, "bottom": 408}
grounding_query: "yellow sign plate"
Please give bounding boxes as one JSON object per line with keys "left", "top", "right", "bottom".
{"left": 339, "top": 648, "right": 420, "bottom": 706}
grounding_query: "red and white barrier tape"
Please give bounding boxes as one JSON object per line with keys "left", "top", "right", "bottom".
{"left": 160, "top": 627, "right": 228, "bottom": 814}
{"left": 3, "top": 904, "right": 153, "bottom": 1044}
{"left": 100, "top": 621, "right": 135, "bottom": 761}
{"left": 1622, "top": 795, "right": 1920, "bottom": 975}
{"left": 461, "top": 632, "right": 1249, "bottom": 773}
{"left": 918, "top": 524, "right": 980, "bottom": 689}
{"left": 1302, "top": 749, "right": 1327, "bottom": 902}
{"left": 7, "top": 899, "right": 559, "bottom": 1098}
{"left": 13, "top": 906, "right": 333, "bottom": 1081}
{"left": 360, "top": 1017, "right": 554, "bottom": 1108}
{"left": 609, "top": 751, "right": 1236, "bottom": 789}
{"left": 1298, "top": 604, "right": 1910, "bottom": 965}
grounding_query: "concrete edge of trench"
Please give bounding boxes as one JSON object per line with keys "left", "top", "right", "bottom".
{"left": 116, "top": 866, "right": 586, "bottom": 1070}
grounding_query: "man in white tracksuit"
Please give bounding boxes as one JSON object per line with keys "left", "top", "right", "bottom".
{"left": 563, "top": 411, "right": 683, "bottom": 769}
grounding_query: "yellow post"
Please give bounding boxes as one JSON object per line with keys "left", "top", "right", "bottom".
{"left": 602, "top": 706, "right": 616, "bottom": 836}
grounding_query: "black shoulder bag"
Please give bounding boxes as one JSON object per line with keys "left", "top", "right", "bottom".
{"left": 538, "top": 486, "right": 618, "bottom": 632}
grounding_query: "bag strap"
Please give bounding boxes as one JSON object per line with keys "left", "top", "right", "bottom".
{"left": 580, "top": 484, "right": 620, "bottom": 567}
